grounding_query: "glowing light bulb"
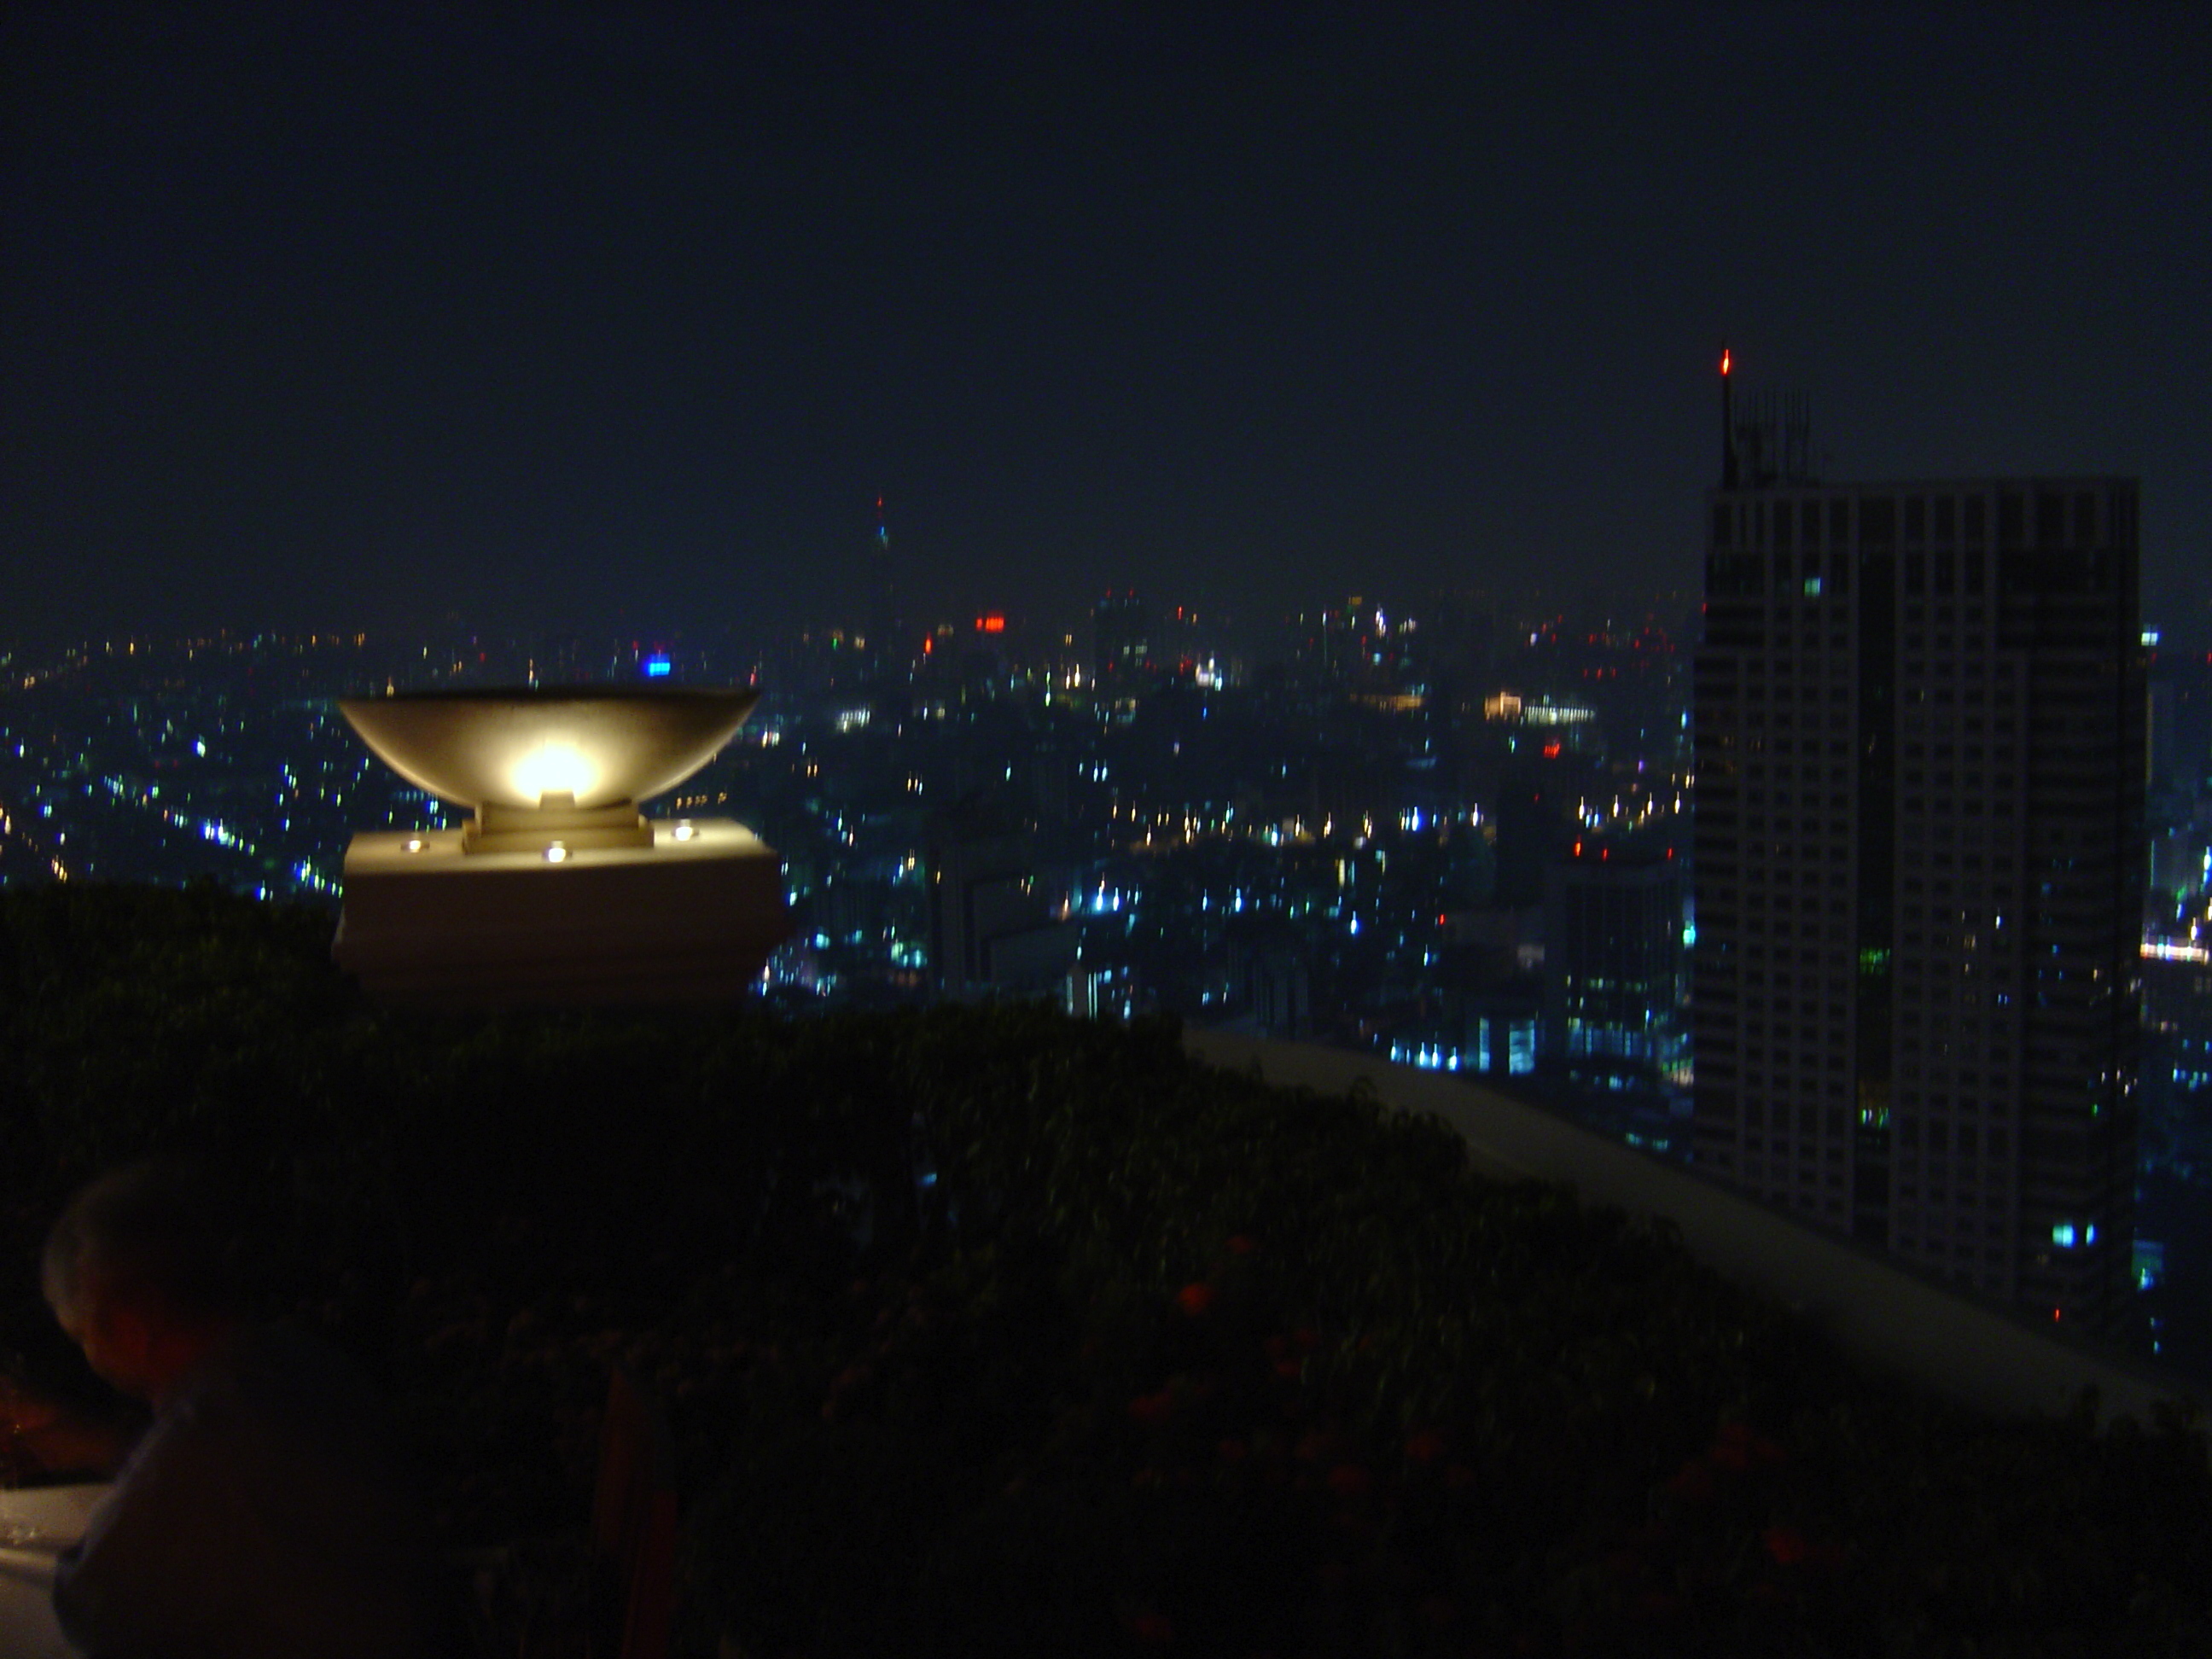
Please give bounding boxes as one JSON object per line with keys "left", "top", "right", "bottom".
{"left": 544, "top": 841, "right": 569, "bottom": 864}
{"left": 512, "top": 743, "right": 597, "bottom": 806}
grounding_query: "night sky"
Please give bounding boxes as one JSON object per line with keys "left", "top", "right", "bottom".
{"left": 7, "top": 2, "right": 2209, "bottom": 649}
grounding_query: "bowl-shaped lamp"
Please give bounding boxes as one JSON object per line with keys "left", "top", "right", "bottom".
{"left": 339, "top": 686, "right": 759, "bottom": 851}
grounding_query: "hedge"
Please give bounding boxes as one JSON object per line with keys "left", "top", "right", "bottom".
{"left": 2, "top": 883, "right": 2207, "bottom": 1656}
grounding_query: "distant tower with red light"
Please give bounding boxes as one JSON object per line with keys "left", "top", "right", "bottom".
{"left": 867, "top": 491, "right": 910, "bottom": 676}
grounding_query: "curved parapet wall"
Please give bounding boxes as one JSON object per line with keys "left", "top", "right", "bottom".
{"left": 1183, "top": 1027, "right": 2201, "bottom": 1428}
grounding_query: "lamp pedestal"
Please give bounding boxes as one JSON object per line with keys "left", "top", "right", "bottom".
{"left": 334, "top": 818, "right": 789, "bottom": 1006}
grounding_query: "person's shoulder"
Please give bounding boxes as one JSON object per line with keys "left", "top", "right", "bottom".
{"left": 179, "top": 1322, "right": 397, "bottom": 1457}
{"left": 235, "top": 1320, "right": 377, "bottom": 1388}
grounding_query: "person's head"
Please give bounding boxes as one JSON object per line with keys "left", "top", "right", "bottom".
{"left": 42, "top": 1162, "right": 245, "bottom": 1402}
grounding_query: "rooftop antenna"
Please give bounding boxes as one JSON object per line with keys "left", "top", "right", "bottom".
{"left": 1782, "top": 393, "right": 1802, "bottom": 481}
{"left": 1720, "top": 344, "right": 1739, "bottom": 489}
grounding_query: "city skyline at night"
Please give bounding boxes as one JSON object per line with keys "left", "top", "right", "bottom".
{"left": 11, "top": 15, "right": 2212, "bottom": 1634}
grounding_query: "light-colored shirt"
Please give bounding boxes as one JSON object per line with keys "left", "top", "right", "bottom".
{"left": 53, "top": 1322, "right": 443, "bottom": 1659}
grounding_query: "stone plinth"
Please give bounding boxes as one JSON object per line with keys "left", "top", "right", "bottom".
{"left": 335, "top": 818, "right": 789, "bottom": 1006}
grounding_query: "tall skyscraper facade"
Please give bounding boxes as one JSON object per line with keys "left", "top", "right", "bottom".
{"left": 1694, "top": 462, "right": 2145, "bottom": 1334}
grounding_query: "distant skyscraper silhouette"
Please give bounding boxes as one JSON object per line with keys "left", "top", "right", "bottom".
{"left": 1093, "top": 592, "right": 1151, "bottom": 685}
{"left": 1693, "top": 362, "right": 2144, "bottom": 1334}
{"left": 1545, "top": 838, "right": 1690, "bottom": 1099}
{"left": 867, "top": 492, "right": 909, "bottom": 676}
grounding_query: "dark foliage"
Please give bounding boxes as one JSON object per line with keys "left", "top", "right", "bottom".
{"left": 2, "top": 884, "right": 2207, "bottom": 1656}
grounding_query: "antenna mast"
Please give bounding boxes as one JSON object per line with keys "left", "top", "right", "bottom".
{"left": 1720, "top": 344, "right": 1738, "bottom": 489}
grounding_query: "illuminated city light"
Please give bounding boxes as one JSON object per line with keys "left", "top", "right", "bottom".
{"left": 2143, "top": 940, "right": 2210, "bottom": 963}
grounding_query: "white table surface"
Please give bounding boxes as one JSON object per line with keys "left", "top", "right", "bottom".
{"left": 0, "top": 1484, "right": 109, "bottom": 1659}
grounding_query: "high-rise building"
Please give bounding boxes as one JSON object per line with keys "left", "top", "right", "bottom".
{"left": 1093, "top": 592, "right": 1152, "bottom": 686}
{"left": 1692, "top": 370, "right": 2145, "bottom": 1333}
{"left": 925, "top": 796, "right": 1077, "bottom": 1000}
{"left": 1545, "top": 838, "right": 1690, "bottom": 1099}
{"left": 864, "top": 492, "right": 913, "bottom": 679}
